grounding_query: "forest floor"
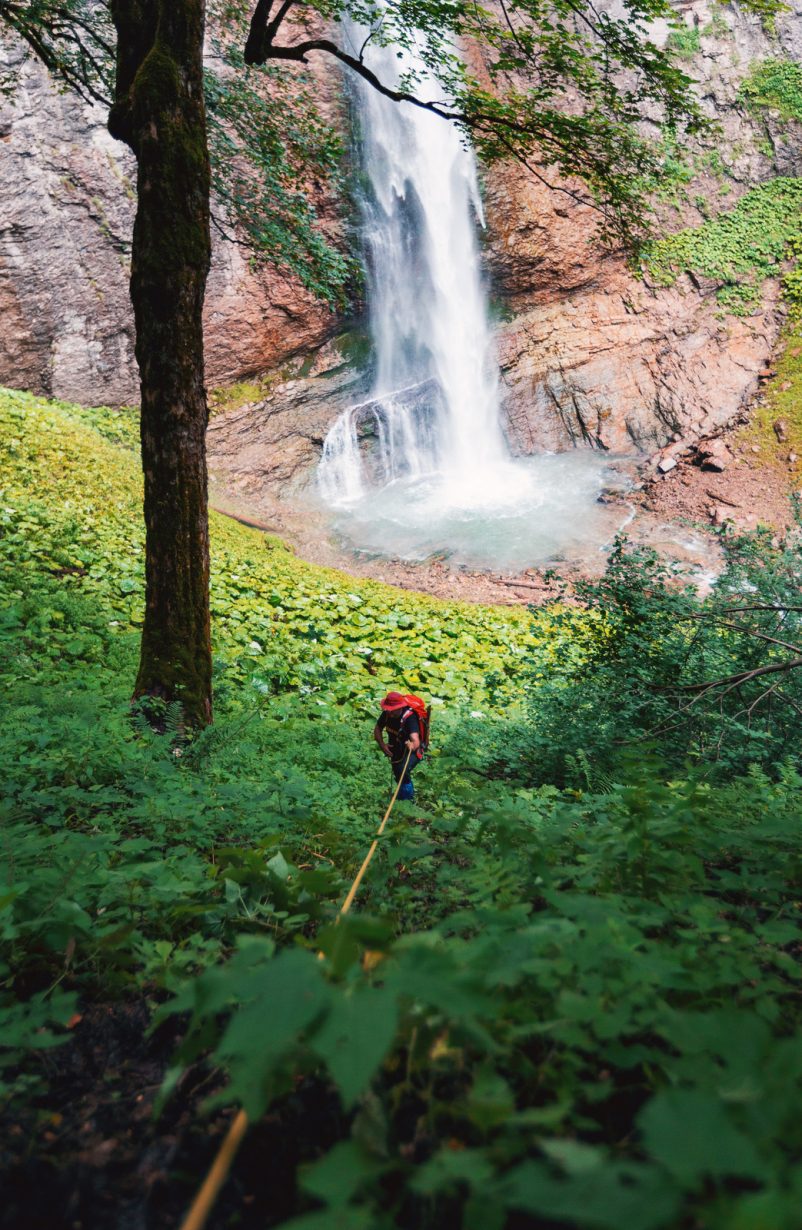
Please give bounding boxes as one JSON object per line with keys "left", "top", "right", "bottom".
{"left": 4, "top": 386, "right": 802, "bottom": 1230}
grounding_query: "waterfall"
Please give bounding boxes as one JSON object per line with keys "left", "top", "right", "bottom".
{"left": 317, "top": 29, "right": 509, "bottom": 501}
{"left": 315, "top": 25, "right": 620, "bottom": 569}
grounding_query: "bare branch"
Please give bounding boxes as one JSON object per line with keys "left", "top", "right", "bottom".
{"left": 679, "top": 657, "right": 802, "bottom": 696}
{"left": 688, "top": 618, "right": 802, "bottom": 657}
{"left": 492, "top": 130, "right": 606, "bottom": 217}
{"left": 357, "top": 22, "right": 382, "bottom": 63}
{"left": 247, "top": 34, "right": 467, "bottom": 120}
{"left": 703, "top": 603, "right": 802, "bottom": 616}
{"left": 264, "top": 0, "right": 295, "bottom": 47}
{"left": 0, "top": 0, "right": 112, "bottom": 106}
{"left": 210, "top": 211, "right": 252, "bottom": 248}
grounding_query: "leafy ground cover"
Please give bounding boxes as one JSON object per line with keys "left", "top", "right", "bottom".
{"left": 3, "top": 388, "right": 802, "bottom": 1230}
{"left": 643, "top": 176, "right": 802, "bottom": 314}
{"left": 739, "top": 58, "right": 802, "bottom": 125}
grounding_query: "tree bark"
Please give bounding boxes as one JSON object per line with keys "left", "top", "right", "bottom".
{"left": 109, "top": 0, "right": 213, "bottom": 726}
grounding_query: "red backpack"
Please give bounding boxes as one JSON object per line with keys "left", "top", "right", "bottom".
{"left": 379, "top": 692, "right": 431, "bottom": 756}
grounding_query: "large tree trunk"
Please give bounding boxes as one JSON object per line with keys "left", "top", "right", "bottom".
{"left": 109, "top": 0, "right": 213, "bottom": 727}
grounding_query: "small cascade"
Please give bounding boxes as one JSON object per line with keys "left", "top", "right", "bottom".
{"left": 318, "top": 379, "right": 444, "bottom": 501}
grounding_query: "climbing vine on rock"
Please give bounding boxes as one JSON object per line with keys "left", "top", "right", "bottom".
{"left": 643, "top": 177, "right": 802, "bottom": 314}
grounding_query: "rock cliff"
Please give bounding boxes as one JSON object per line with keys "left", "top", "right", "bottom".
{"left": 481, "top": 0, "right": 802, "bottom": 456}
{"left": 1, "top": 1, "right": 801, "bottom": 484}
{"left": 0, "top": 38, "right": 339, "bottom": 405}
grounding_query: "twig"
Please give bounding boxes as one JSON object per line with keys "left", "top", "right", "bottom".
{"left": 679, "top": 656, "right": 802, "bottom": 695}
{"left": 690, "top": 619, "right": 802, "bottom": 656}
{"left": 210, "top": 504, "right": 277, "bottom": 534}
{"left": 496, "top": 578, "right": 544, "bottom": 591}
{"left": 705, "top": 489, "right": 740, "bottom": 509}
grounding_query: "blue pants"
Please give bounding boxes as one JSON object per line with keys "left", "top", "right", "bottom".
{"left": 392, "top": 755, "right": 417, "bottom": 801}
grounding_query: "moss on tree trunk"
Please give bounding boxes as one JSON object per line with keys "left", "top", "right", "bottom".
{"left": 109, "top": 0, "right": 213, "bottom": 727}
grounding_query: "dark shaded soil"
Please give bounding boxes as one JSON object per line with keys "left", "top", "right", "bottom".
{"left": 1, "top": 1002, "right": 345, "bottom": 1230}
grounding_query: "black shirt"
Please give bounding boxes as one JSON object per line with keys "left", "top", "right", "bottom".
{"left": 378, "top": 709, "right": 420, "bottom": 763}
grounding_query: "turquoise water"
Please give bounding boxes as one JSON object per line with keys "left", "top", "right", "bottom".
{"left": 324, "top": 451, "right": 631, "bottom": 571}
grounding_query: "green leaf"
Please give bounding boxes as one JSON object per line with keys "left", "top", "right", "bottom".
{"left": 638, "top": 1090, "right": 768, "bottom": 1186}
{"left": 300, "top": 1140, "right": 386, "bottom": 1207}
{"left": 216, "top": 949, "right": 331, "bottom": 1118}
{"left": 467, "top": 1065, "right": 515, "bottom": 1130}
{"left": 501, "top": 1160, "right": 681, "bottom": 1230}
{"left": 312, "top": 986, "right": 398, "bottom": 1108}
{"left": 412, "top": 1147, "right": 494, "bottom": 1196}
{"left": 540, "top": 1138, "right": 606, "bottom": 1176}
{"left": 727, "top": 1190, "right": 797, "bottom": 1230}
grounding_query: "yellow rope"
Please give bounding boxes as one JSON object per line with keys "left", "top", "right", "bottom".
{"left": 179, "top": 1108, "right": 249, "bottom": 1230}
{"left": 340, "top": 747, "right": 412, "bottom": 915}
{"left": 177, "top": 748, "right": 414, "bottom": 1230}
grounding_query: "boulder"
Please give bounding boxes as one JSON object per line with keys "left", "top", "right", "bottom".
{"left": 697, "top": 440, "right": 732, "bottom": 472}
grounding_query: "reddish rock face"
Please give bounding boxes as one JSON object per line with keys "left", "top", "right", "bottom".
{"left": 478, "top": 131, "right": 785, "bottom": 457}
{"left": 203, "top": 236, "right": 339, "bottom": 392}
{"left": 495, "top": 266, "right": 779, "bottom": 456}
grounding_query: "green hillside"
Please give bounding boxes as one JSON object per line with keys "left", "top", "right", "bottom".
{"left": 3, "top": 388, "right": 802, "bottom": 1230}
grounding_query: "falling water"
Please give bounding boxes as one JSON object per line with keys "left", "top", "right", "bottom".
{"left": 317, "top": 26, "right": 623, "bottom": 568}
{"left": 317, "top": 27, "right": 510, "bottom": 495}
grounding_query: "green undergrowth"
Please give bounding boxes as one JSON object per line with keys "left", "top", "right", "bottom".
{"left": 643, "top": 177, "right": 802, "bottom": 314}
{"left": 739, "top": 58, "right": 802, "bottom": 124}
{"left": 3, "top": 388, "right": 802, "bottom": 1228}
{"left": 665, "top": 23, "right": 701, "bottom": 58}
{"left": 0, "top": 388, "right": 557, "bottom": 710}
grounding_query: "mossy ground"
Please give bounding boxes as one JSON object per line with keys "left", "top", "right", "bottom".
{"left": 738, "top": 320, "right": 802, "bottom": 476}
{"left": 208, "top": 376, "right": 276, "bottom": 416}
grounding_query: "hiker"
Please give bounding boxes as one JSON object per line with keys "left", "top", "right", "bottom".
{"left": 373, "top": 691, "right": 429, "bottom": 801}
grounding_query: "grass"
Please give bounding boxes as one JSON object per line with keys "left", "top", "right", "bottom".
{"left": 738, "top": 321, "right": 802, "bottom": 475}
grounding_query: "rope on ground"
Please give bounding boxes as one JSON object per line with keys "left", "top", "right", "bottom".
{"left": 177, "top": 748, "right": 414, "bottom": 1230}
{"left": 339, "top": 747, "right": 413, "bottom": 915}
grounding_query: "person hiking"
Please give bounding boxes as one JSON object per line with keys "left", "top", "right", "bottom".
{"left": 373, "top": 692, "right": 429, "bottom": 801}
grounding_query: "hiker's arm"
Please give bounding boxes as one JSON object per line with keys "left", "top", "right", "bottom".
{"left": 374, "top": 722, "right": 392, "bottom": 758}
{"left": 406, "top": 729, "right": 421, "bottom": 753}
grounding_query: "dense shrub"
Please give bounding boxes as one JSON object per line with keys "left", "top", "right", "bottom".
{"left": 483, "top": 531, "right": 802, "bottom": 789}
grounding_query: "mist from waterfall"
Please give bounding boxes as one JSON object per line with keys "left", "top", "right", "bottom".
{"left": 316, "top": 26, "right": 620, "bottom": 568}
